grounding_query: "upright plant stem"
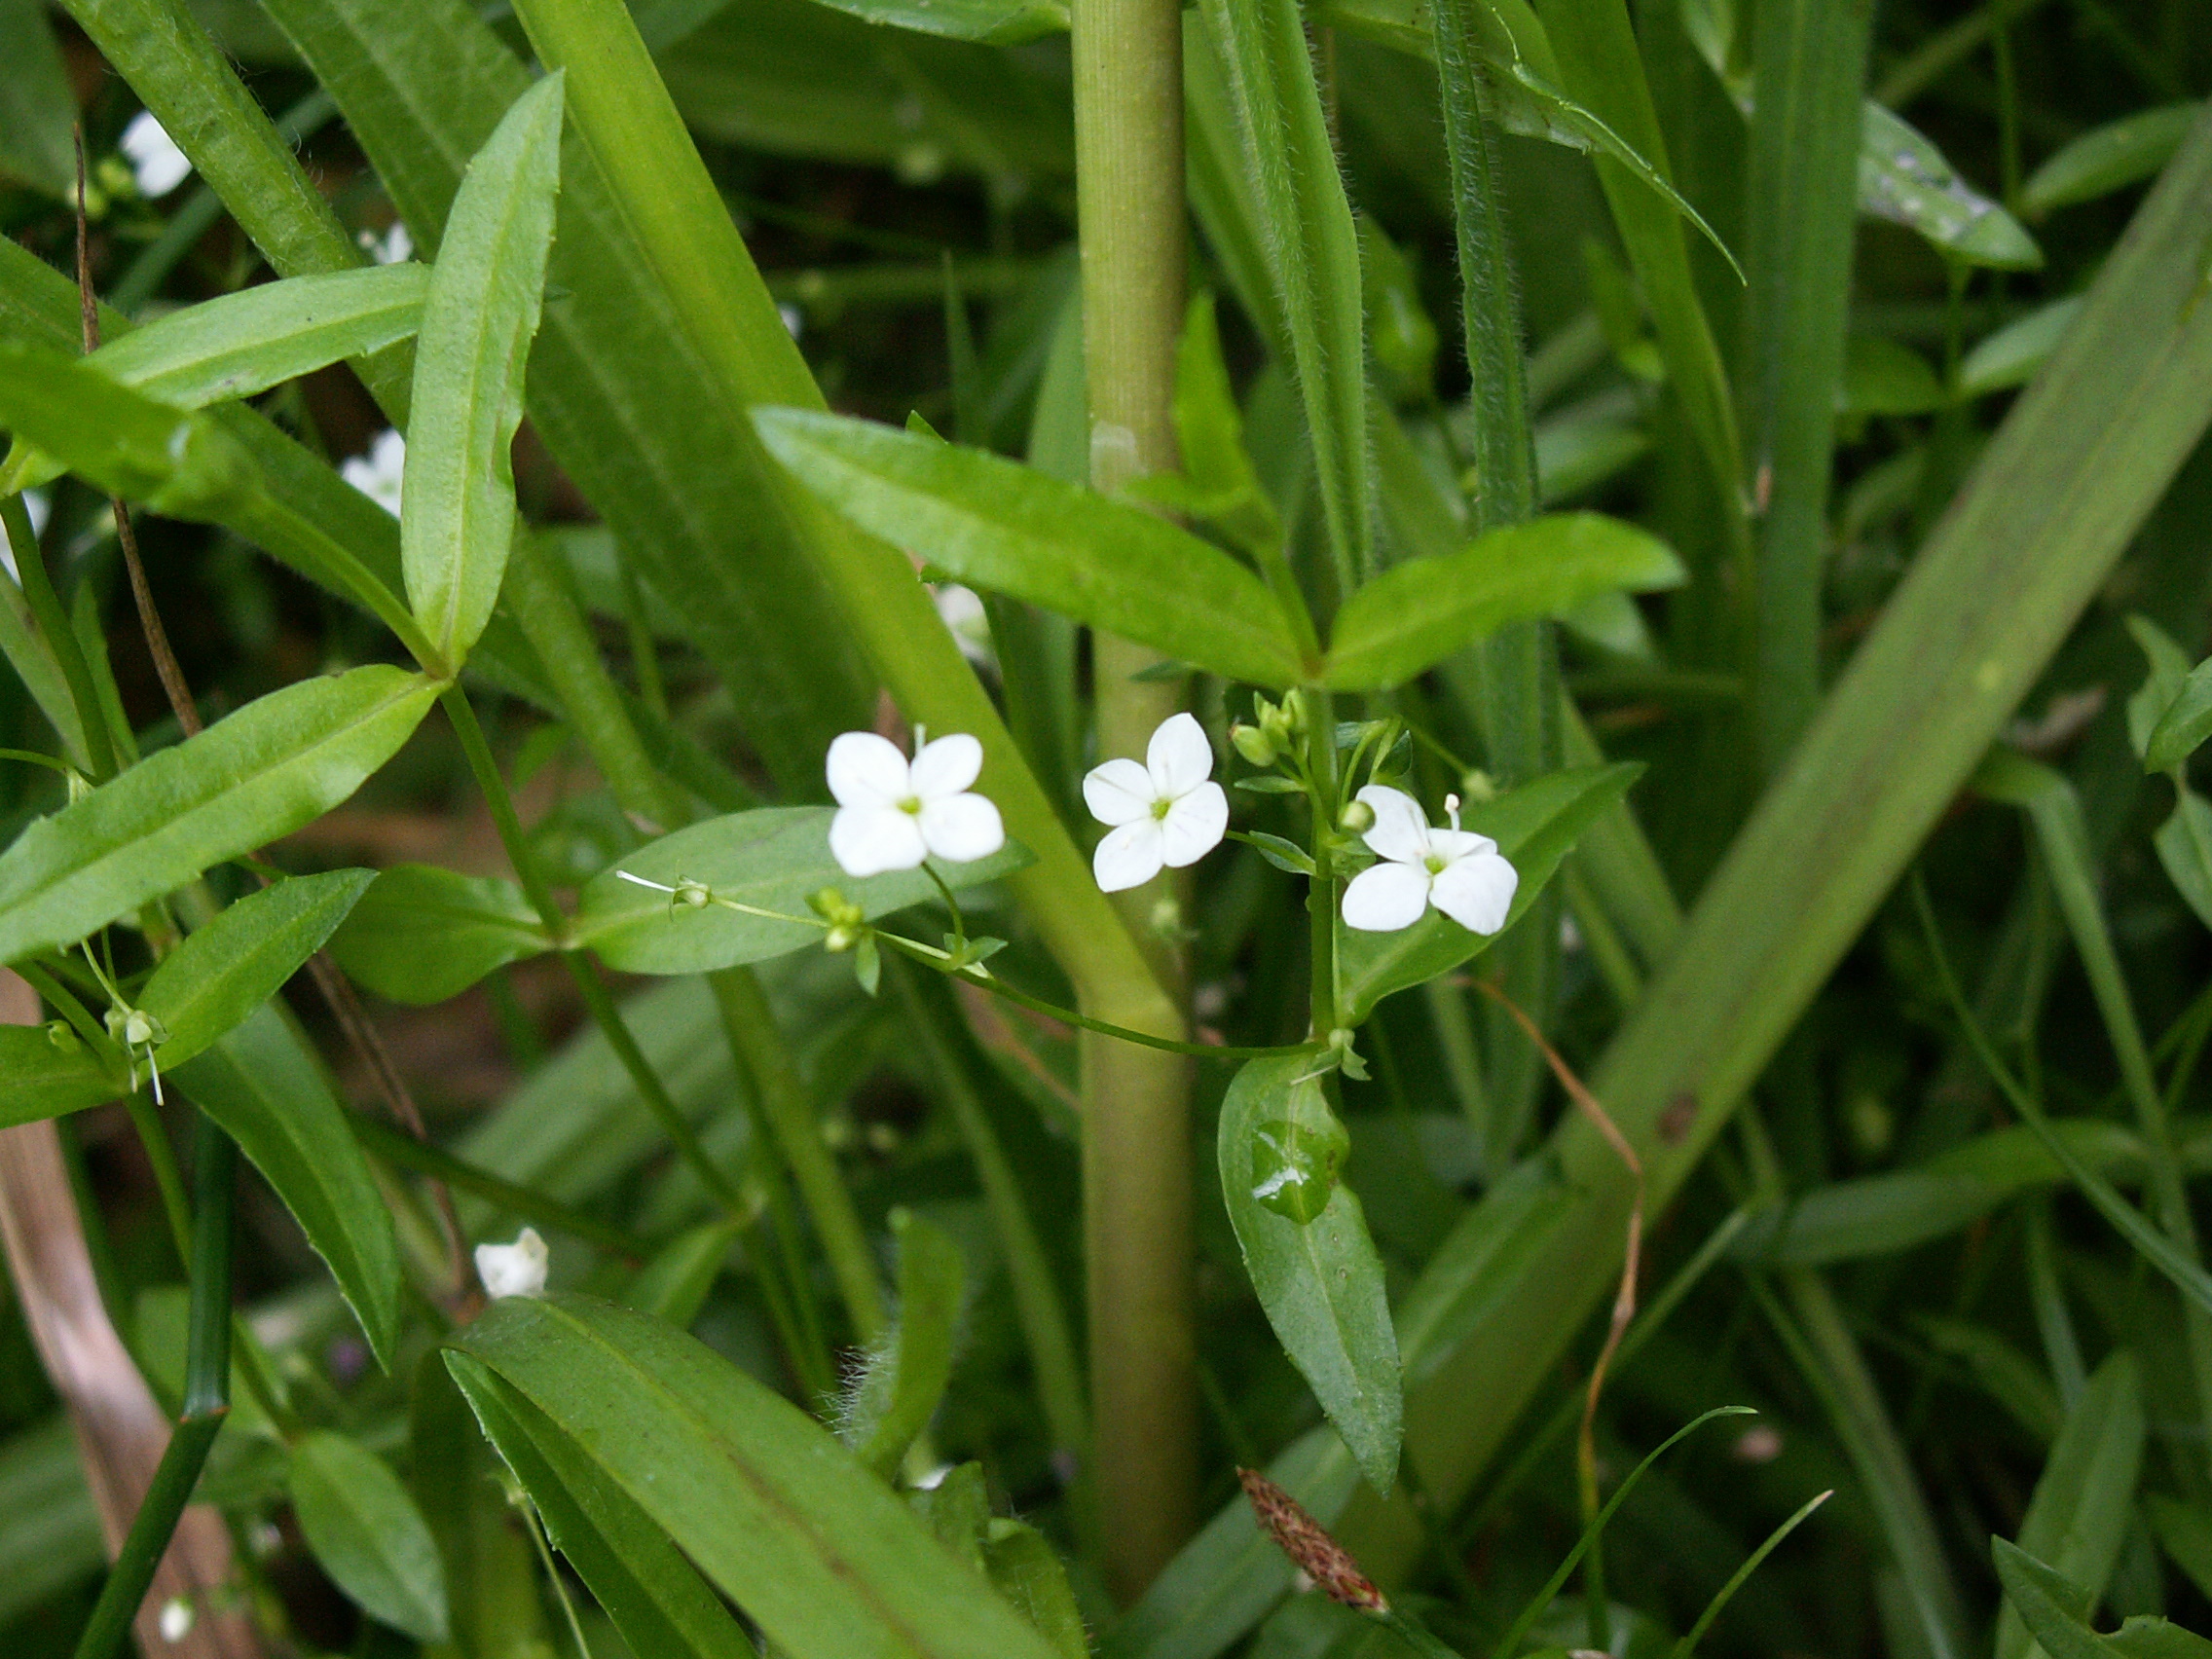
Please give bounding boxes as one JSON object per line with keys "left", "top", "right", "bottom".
{"left": 1072, "top": 0, "right": 1199, "bottom": 1597}
{"left": 1428, "top": 8, "right": 1560, "bottom": 1168}
{"left": 1745, "top": 0, "right": 1875, "bottom": 771}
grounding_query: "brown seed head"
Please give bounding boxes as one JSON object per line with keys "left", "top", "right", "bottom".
{"left": 1237, "top": 1467, "right": 1388, "bottom": 1613}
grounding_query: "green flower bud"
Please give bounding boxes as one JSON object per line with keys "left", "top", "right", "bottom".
{"left": 1231, "top": 722, "right": 1280, "bottom": 767}
{"left": 1337, "top": 798, "right": 1375, "bottom": 834}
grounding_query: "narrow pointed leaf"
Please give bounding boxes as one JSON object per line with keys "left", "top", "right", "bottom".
{"left": 1320, "top": 514, "right": 1683, "bottom": 690}
{"left": 138, "top": 869, "right": 375, "bottom": 1069}
{"left": 1860, "top": 103, "right": 2043, "bottom": 270}
{"left": 2024, "top": 103, "right": 2201, "bottom": 215}
{"left": 0, "top": 1028, "right": 120, "bottom": 1124}
{"left": 289, "top": 1429, "right": 450, "bottom": 1642}
{"left": 0, "top": 0, "right": 77, "bottom": 199}
{"left": 447, "top": 1294, "right": 1064, "bottom": 1659}
{"left": 450, "top": 1356, "right": 763, "bottom": 1659}
{"left": 1960, "top": 298, "right": 2085, "bottom": 398}
{"left": 2146, "top": 656, "right": 2212, "bottom": 772}
{"left": 755, "top": 408, "right": 1308, "bottom": 687}
{"left": 0, "top": 666, "right": 438, "bottom": 968}
{"left": 402, "top": 74, "right": 564, "bottom": 668}
{"left": 328, "top": 865, "right": 552, "bottom": 1005}
{"left": 1218, "top": 1055, "right": 1401, "bottom": 1493}
{"left": 172, "top": 1002, "right": 404, "bottom": 1364}
{"left": 798, "top": 0, "right": 1066, "bottom": 44}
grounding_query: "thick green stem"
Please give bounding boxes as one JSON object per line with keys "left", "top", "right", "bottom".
{"left": 709, "top": 966, "right": 886, "bottom": 1345}
{"left": 1073, "top": 0, "right": 1199, "bottom": 1596}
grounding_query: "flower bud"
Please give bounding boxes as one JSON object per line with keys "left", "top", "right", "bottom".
{"left": 45, "top": 1019, "right": 79, "bottom": 1052}
{"left": 825, "top": 923, "right": 860, "bottom": 953}
{"left": 1231, "top": 722, "right": 1280, "bottom": 766}
{"left": 1337, "top": 798, "right": 1375, "bottom": 834}
{"left": 672, "top": 877, "right": 712, "bottom": 908}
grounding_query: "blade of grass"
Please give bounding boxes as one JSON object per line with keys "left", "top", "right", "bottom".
{"left": 1673, "top": 1488, "right": 1833, "bottom": 1659}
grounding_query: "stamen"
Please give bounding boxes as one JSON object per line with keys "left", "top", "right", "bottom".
{"left": 616, "top": 869, "right": 678, "bottom": 894}
{"left": 1444, "top": 793, "right": 1461, "bottom": 832}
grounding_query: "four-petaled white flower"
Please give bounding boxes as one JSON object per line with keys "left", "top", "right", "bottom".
{"left": 828, "top": 730, "right": 1005, "bottom": 877}
{"left": 342, "top": 428, "right": 406, "bottom": 517}
{"left": 1340, "top": 786, "right": 1517, "bottom": 935}
{"left": 121, "top": 112, "right": 192, "bottom": 199}
{"left": 1083, "top": 713, "right": 1230, "bottom": 893}
{"left": 475, "top": 1227, "right": 548, "bottom": 1299}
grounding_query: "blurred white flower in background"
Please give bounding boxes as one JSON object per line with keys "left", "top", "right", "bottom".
{"left": 932, "top": 582, "right": 992, "bottom": 666}
{"left": 779, "top": 302, "right": 804, "bottom": 340}
{"left": 121, "top": 112, "right": 193, "bottom": 198}
{"left": 827, "top": 729, "right": 1004, "bottom": 876}
{"left": 475, "top": 1228, "right": 549, "bottom": 1299}
{"left": 1340, "top": 786, "right": 1517, "bottom": 935}
{"left": 158, "top": 1597, "right": 195, "bottom": 1642}
{"left": 342, "top": 428, "right": 406, "bottom": 517}
{"left": 1083, "top": 713, "right": 1228, "bottom": 893}
{"left": 362, "top": 220, "right": 414, "bottom": 264}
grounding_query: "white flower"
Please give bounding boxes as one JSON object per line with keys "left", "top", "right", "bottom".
{"left": 121, "top": 112, "right": 192, "bottom": 199}
{"left": 341, "top": 428, "right": 406, "bottom": 517}
{"left": 158, "top": 1597, "right": 195, "bottom": 1642}
{"left": 1340, "top": 786, "right": 1518, "bottom": 935}
{"left": 779, "top": 302, "right": 805, "bottom": 340}
{"left": 828, "top": 729, "right": 1005, "bottom": 877}
{"left": 475, "top": 1228, "right": 548, "bottom": 1299}
{"left": 362, "top": 220, "right": 414, "bottom": 264}
{"left": 1083, "top": 712, "right": 1230, "bottom": 893}
{"left": 932, "top": 582, "right": 992, "bottom": 665}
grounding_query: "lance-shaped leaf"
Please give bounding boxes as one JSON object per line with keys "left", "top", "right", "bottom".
{"left": 1197, "top": 0, "right": 1371, "bottom": 588}
{"left": 328, "top": 865, "right": 552, "bottom": 1005}
{"left": 1860, "top": 103, "right": 2043, "bottom": 271}
{"left": 798, "top": 0, "right": 1066, "bottom": 44}
{"left": 138, "top": 869, "right": 375, "bottom": 1069}
{"left": 451, "top": 1357, "right": 762, "bottom": 1659}
{"left": 1993, "top": 1538, "right": 2212, "bottom": 1659}
{"left": 1320, "top": 515, "right": 1682, "bottom": 690}
{"left": 447, "top": 1294, "right": 1063, "bottom": 1659}
{"left": 844, "top": 1208, "right": 965, "bottom": 1478}
{"left": 2024, "top": 103, "right": 2201, "bottom": 216}
{"left": 2147, "top": 655, "right": 2212, "bottom": 773}
{"left": 1217, "top": 1056, "right": 1400, "bottom": 1493}
{"left": 572, "top": 806, "right": 1032, "bottom": 975}
{"left": 0, "top": 265, "right": 430, "bottom": 493}
{"left": 756, "top": 408, "right": 1309, "bottom": 687}
{"left": 402, "top": 73, "right": 564, "bottom": 670}
{"left": 0, "top": 0, "right": 77, "bottom": 200}
{"left": 0, "top": 666, "right": 439, "bottom": 969}
{"left": 0, "top": 341, "right": 258, "bottom": 519}
{"left": 289, "top": 1430, "right": 450, "bottom": 1642}
{"left": 171, "top": 1001, "right": 402, "bottom": 1364}
{"left": 1340, "top": 763, "right": 1640, "bottom": 1019}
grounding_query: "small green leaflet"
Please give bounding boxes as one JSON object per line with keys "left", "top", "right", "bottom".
{"left": 328, "top": 865, "right": 551, "bottom": 1005}
{"left": 288, "top": 1430, "right": 451, "bottom": 1642}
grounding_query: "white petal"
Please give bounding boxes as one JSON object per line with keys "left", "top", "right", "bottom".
{"left": 1342, "top": 862, "right": 1431, "bottom": 932}
{"left": 830, "top": 805, "right": 928, "bottom": 875}
{"left": 1093, "top": 820, "right": 1165, "bottom": 892}
{"left": 827, "top": 731, "right": 912, "bottom": 810}
{"left": 1083, "top": 756, "right": 1157, "bottom": 827}
{"left": 122, "top": 112, "right": 192, "bottom": 197}
{"left": 1146, "top": 712, "right": 1215, "bottom": 798}
{"left": 1429, "top": 849, "right": 1518, "bottom": 935}
{"left": 910, "top": 731, "right": 983, "bottom": 800}
{"left": 475, "top": 1228, "right": 548, "bottom": 1299}
{"left": 1159, "top": 780, "right": 1228, "bottom": 867}
{"left": 919, "top": 792, "right": 1005, "bottom": 864}
{"left": 1356, "top": 785, "right": 1431, "bottom": 865}
{"left": 1426, "top": 828, "right": 1498, "bottom": 865}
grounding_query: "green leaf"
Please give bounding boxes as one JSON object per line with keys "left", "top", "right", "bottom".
{"left": 1164, "top": 291, "right": 1282, "bottom": 559}
{"left": 2146, "top": 655, "right": 2212, "bottom": 772}
{"left": 1988, "top": 1542, "right": 2212, "bottom": 1659}
{"left": 2024, "top": 103, "right": 2201, "bottom": 216}
{"left": 1391, "top": 1156, "right": 1575, "bottom": 1386}
{"left": 1960, "top": 299, "right": 2084, "bottom": 399}
{"left": 81, "top": 265, "right": 424, "bottom": 406}
{"left": 1217, "top": 1055, "right": 1400, "bottom": 1493}
{"left": 1842, "top": 334, "right": 1945, "bottom": 416}
{"left": 982, "top": 1521, "right": 1089, "bottom": 1659}
{"left": 447, "top": 1294, "right": 1063, "bottom": 1659}
{"left": 571, "top": 805, "right": 1031, "bottom": 975}
{"left": 1339, "top": 763, "right": 1641, "bottom": 1020}
{"left": 0, "top": 1025, "right": 120, "bottom": 1124}
{"left": 620, "top": 1219, "right": 740, "bottom": 1330}
{"left": 0, "top": 342, "right": 259, "bottom": 519}
{"left": 327, "top": 864, "right": 552, "bottom": 1004}
{"left": 1322, "top": 514, "right": 1682, "bottom": 690}
{"left": 402, "top": 74, "right": 564, "bottom": 669}
{"left": 845, "top": 1208, "right": 965, "bottom": 1479}
{"left": 448, "top": 1354, "right": 763, "bottom": 1659}
{"left": 1197, "top": 0, "right": 1372, "bottom": 589}
{"left": 0, "top": 0, "right": 80, "bottom": 199}
{"left": 288, "top": 1429, "right": 451, "bottom": 1642}
{"left": 0, "top": 666, "right": 439, "bottom": 969}
{"left": 2153, "top": 789, "right": 2212, "bottom": 932}
{"left": 1996, "top": 1352, "right": 2146, "bottom": 1659}
{"left": 2145, "top": 1493, "right": 2212, "bottom": 1604}
{"left": 137, "top": 868, "right": 375, "bottom": 1069}
{"left": 170, "top": 1002, "right": 403, "bottom": 1364}
{"left": 1860, "top": 103, "right": 2043, "bottom": 271}
{"left": 755, "top": 407, "right": 1308, "bottom": 687}
{"left": 2124, "top": 614, "right": 2194, "bottom": 759}
{"left": 795, "top": 0, "right": 1067, "bottom": 45}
